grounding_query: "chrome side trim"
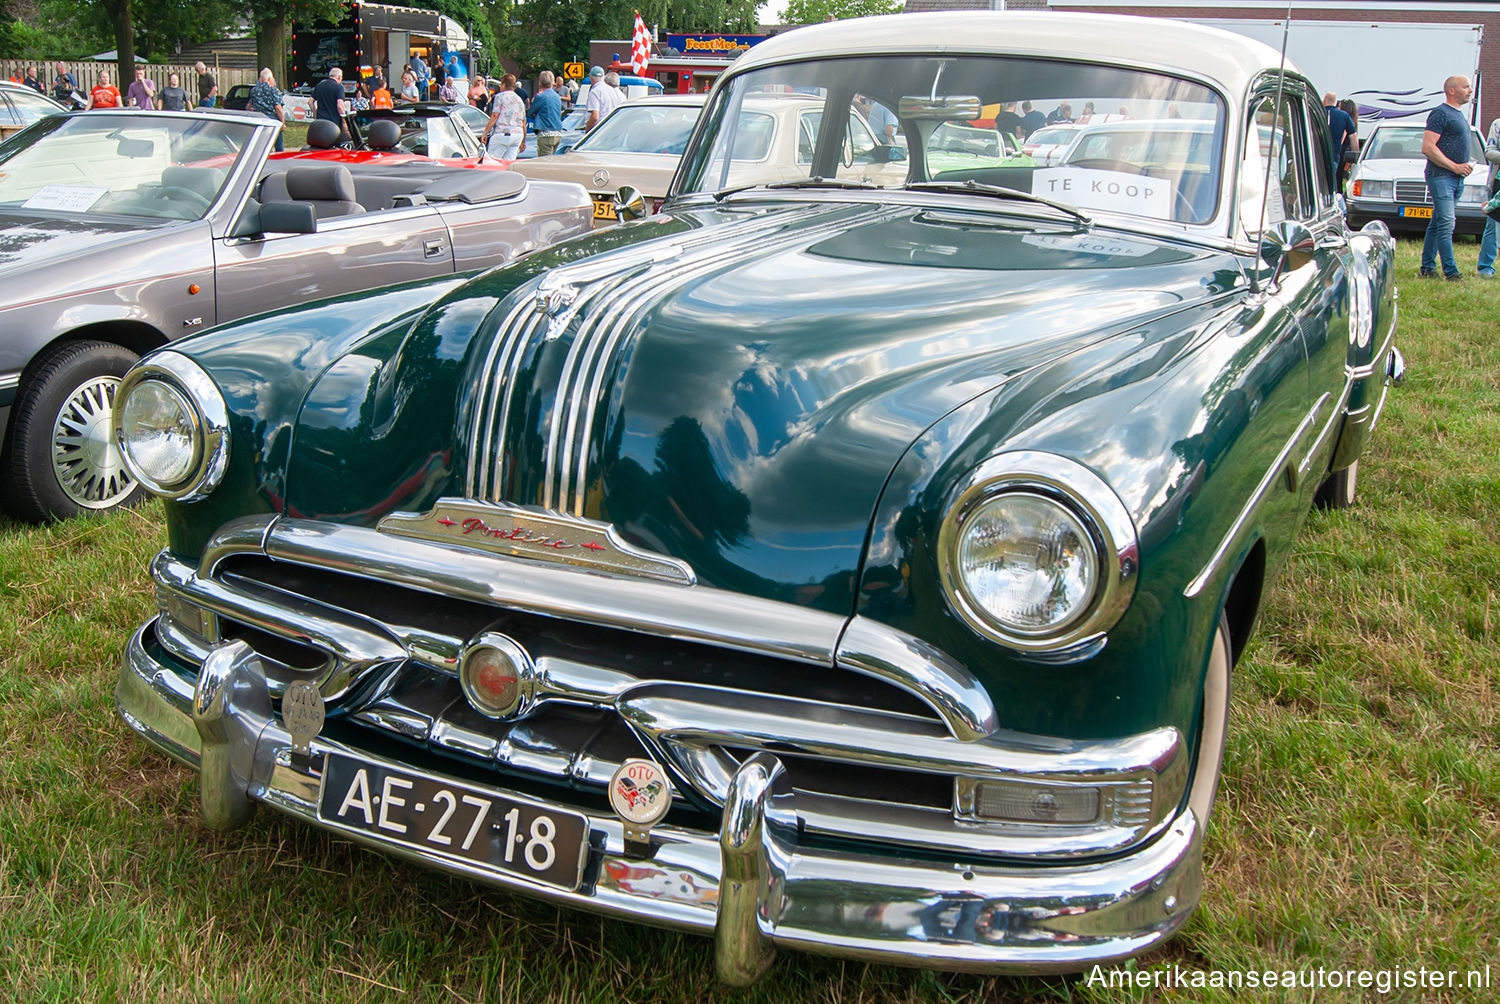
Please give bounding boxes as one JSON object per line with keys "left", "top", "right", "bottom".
{"left": 1185, "top": 397, "right": 1324, "bottom": 598}
{"left": 117, "top": 629, "right": 1208, "bottom": 977}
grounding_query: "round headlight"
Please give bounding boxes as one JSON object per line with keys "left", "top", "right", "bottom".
{"left": 118, "top": 380, "right": 199, "bottom": 489}
{"left": 113, "top": 352, "right": 230, "bottom": 501}
{"left": 955, "top": 492, "right": 1096, "bottom": 634}
{"left": 938, "top": 452, "right": 1138, "bottom": 652}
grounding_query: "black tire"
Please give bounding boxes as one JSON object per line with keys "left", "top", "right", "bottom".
{"left": 1313, "top": 459, "right": 1358, "bottom": 510}
{"left": 1, "top": 340, "right": 144, "bottom": 523}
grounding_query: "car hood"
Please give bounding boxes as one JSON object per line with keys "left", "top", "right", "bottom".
{"left": 0, "top": 210, "right": 179, "bottom": 275}
{"left": 1354, "top": 158, "right": 1485, "bottom": 183}
{"left": 509, "top": 151, "right": 682, "bottom": 195}
{"left": 284, "top": 201, "right": 1242, "bottom": 613}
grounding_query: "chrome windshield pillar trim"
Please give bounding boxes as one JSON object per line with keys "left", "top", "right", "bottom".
{"left": 191, "top": 640, "right": 273, "bottom": 831}
{"left": 716, "top": 753, "right": 789, "bottom": 986}
{"left": 117, "top": 628, "right": 1208, "bottom": 976}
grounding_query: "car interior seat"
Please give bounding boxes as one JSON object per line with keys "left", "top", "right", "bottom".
{"left": 284, "top": 164, "right": 363, "bottom": 218}
{"left": 160, "top": 166, "right": 225, "bottom": 203}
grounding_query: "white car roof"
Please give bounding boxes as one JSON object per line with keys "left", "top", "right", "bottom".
{"left": 732, "top": 11, "right": 1293, "bottom": 99}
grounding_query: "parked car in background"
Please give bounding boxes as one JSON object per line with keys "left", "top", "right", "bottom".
{"left": 511, "top": 91, "right": 907, "bottom": 223}
{"left": 924, "top": 122, "right": 1030, "bottom": 174}
{"left": 114, "top": 10, "right": 1399, "bottom": 984}
{"left": 0, "top": 109, "right": 592, "bottom": 522}
{"left": 1344, "top": 122, "right": 1489, "bottom": 235}
{"left": 508, "top": 94, "right": 707, "bottom": 223}
{"left": 223, "top": 84, "right": 316, "bottom": 123}
{"left": 517, "top": 107, "right": 590, "bottom": 159}
{"left": 0, "top": 80, "right": 66, "bottom": 140}
{"left": 342, "top": 103, "right": 493, "bottom": 162}
{"left": 1020, "top": 121, "right": 1084, "bottom": 164}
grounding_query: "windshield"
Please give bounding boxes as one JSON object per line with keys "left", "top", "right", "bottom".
{"left": 0, "top": 114, "right": 255, "bottom": 220}
{"left": 575, "top": 103, "right": 703, "bottom": 155}
{"left": 1365, "top": 126, "right": 1482, "bottom": 163}
{"left": 677, "top": 54, "right": 1227, "bottom": 225}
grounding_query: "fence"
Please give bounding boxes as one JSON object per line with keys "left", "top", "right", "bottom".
{"left": 1, "top": 59, "right": 256, "bottom": 102}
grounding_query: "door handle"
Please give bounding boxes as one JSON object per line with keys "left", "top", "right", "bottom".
{"left": 424, "top": 239, "right": 446, "bottom": 258}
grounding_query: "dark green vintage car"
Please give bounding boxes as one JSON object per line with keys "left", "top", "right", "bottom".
{"left": 114, "top": 12, "right": 1401, "bottom": 981}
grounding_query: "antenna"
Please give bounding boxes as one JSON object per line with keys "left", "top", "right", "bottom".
{"left": 1249, "top": 0, "right": 1295, "bottom": 295}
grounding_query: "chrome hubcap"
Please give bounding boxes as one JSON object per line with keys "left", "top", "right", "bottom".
{"left": 53, "top": 375, "right": 135, "bottom": 508}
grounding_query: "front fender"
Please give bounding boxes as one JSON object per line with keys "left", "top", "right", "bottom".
{"left": 158, "top": 274, "right": 472, "bottom": 557}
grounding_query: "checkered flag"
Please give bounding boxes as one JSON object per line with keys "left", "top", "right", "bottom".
{"left": 631, "top": 12, "right": 651, "bottom": 75}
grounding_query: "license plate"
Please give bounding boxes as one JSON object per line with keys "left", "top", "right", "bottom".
{"left": 1401, "top": 206, "right": 1433, "bottom": 219}
{"left": 317, "top": 754, "right": 589, "bottom": 890}
{"left": 592, "top": 197, "right": 617, "bottom": 221}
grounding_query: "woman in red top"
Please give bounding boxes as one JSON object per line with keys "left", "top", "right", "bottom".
{"left": 87, "top": 70, "right": 122, "bottom": 109}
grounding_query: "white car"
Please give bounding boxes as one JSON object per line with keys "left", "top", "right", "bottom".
{"left": 1345, "top": 123, "right": 1488, "bottom": 235}
{"left": 1020, "top": 122, "right": 1084, "bottom": 164}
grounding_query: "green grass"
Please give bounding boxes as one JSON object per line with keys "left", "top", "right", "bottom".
{"left": 2, "top": 237, "right": 1498, "bottom": 1002}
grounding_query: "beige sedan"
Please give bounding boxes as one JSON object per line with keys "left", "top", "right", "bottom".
{"left": 509, "top": 91, "right": 907, "bottom": 224}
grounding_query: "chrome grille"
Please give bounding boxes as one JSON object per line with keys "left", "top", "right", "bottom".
{"left": 149, "top": 517, "right": 1186, "bottom": 860}
{"left": 1394, "top": 181, "right": 1431, "bottom": 204}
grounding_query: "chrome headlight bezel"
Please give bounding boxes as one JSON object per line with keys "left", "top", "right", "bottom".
{"left": 937, "top": 451, "right": 1138, "bottom": 653}
{"left": 113, "top": 350, "right": 230, "bottom": 501}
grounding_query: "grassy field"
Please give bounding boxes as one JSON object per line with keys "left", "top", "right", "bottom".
{"left": 1, "top": 238, "right": 1496, "bottom": 1003}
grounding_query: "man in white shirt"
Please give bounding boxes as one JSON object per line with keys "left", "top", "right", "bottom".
{"left": 585, "top": 67, "right": 623, "bottom": 130}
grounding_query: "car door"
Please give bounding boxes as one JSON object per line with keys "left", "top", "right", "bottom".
{"left": 212, "top": 201, "right": 457, "bottom": 325}
{"left": 1246, "top": 86, "right": 1352, "bottom": 510}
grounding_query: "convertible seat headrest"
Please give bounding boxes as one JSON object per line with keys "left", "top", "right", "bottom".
{"left": 367, "top": 118, "right": 401, "bottom": 151}
{"left": 304, "top": 119, "right": 341, "bottom": 150}
{"left": 284, "top": 165, "right": 362, "bottom": 218}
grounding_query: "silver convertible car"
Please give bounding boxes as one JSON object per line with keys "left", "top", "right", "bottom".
{"left": 0, "top": 109, "right": 593, "bottom": 523}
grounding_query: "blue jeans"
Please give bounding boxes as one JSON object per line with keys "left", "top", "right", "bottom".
{"left": 1480, "top": 216, "right": 1497, "bottom": 275}
{"left": 1420, "top": 171, "right": 1463, "bottom": 276}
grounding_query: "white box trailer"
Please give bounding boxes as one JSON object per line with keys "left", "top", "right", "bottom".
{"left": 1186, "top": 19, "right": 1482, "bottom": 134}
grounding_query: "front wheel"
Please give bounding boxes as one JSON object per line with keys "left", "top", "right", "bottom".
{"left": 1, "top": 340, "right": 144, "bottom": 523}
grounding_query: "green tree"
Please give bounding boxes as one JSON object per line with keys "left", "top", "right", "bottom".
{"left": 781, "top": 0, "right": 901, "bottom": 26}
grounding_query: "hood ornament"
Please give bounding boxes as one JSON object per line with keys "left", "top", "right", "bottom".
{"left": 535, "top": 283, "right": 581, "bottom": 340}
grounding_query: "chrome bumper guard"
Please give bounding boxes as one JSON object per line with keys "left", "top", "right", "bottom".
{"left": 120, "top": 624, "right": 1205, "bottom": 980}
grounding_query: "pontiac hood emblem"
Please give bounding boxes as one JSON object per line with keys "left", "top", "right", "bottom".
{"left": 378, "top": 499, "right": 696, "bottom": 585}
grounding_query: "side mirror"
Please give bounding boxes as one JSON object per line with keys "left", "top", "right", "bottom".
{"left": 230, "top": 201, "right": 318, "bottom": 238}
{"left": 614, "top": 185, "right": 647, "bottom": 222}
{"left": 1259, "top": 219, "right": 1315, "bottom": 283}
{"left": 873, "top": 144, "right": 906, "bottom": 164}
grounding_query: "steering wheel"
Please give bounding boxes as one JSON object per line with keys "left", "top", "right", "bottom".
{"left": 153, "top": 186, "right": 212, "bottom": 214}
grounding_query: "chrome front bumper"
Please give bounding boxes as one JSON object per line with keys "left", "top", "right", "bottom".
{"left": 120, "top": 621, "right": 1206, "bottom": 981}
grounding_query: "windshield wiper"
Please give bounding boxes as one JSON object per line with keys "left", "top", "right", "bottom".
{"left": 903, "top": 180, "right": 1093, "bottom": 227}
{"left": 713, "top": 176, "right": 879, "bottom": 201}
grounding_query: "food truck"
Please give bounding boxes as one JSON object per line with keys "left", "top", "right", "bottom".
{"left": 291, "top": 1, "right": 471, "bottom": 91}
